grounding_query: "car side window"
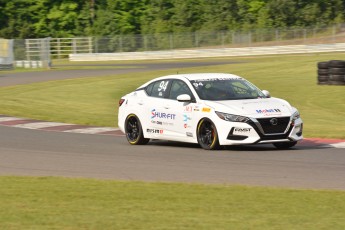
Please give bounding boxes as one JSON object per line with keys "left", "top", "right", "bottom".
{"left": 168, "top": 80, "right": 193, "bottom": 100}
{"left": 145, "top": 82, "right": 154, "bottom": 96}
{"left": 150, "top": 80, "right": 170, "bottom": 98}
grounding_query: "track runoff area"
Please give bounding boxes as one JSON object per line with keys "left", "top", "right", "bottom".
{"left": 1, "top": 114, "right": 344, "bottom": 149}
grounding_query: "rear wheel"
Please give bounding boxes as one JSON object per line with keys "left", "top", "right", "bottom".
{"left": 197, "top": 118, "right": 220, "bottom": 150}
{"left": 125, "top": 114, "right": 149, "bottom": 145}
{"left": 273, "top": 141, "right": 297, "bottom": 149}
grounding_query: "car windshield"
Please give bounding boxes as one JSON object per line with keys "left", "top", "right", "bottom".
{"left": 190, "top": 78, "right": 266, "bottom": 101}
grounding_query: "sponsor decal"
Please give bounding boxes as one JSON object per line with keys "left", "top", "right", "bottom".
{"left": 147, "top": 129, "right": 163, "bottom": 134}
{"left": 184, "top": 106, "right": 193, "bottom": 113}
{"left": 193, "top": 106, "right": 200, "bottom": 112}
{"left": 192, "top": 78, "right": 239, "bottom": 82}
{"left": 186, "top": 132, "right": 193, "bottom": 137}
{"left": 183, "top": 114, "right": 192, "bottom": 128}
{"left": 151, "top": 109, "right": 176, "bottom": 120}
{"left": 151, "top": 120, "right": 173, "bottom": 126}
{"left": 183, "top": 114, "right": 191, "bottom": 122}
{"left": 256, "top": 109, "right": 281, "bottom": 114}
{"left": 234, "top": 128, "right": 251, "bottom": 133}
{"left": 202, "top": 107, "right": 211, "bottom": 112}
{"left": 233, "top": 128, "right": 252, "bottom": 135}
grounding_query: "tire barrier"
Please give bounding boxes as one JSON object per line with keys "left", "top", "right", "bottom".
{"left": 0, "top": 64, "right": 13, "bottom": 70}
{"left": 317, "top": 60, "right": 345, "bottom": 85}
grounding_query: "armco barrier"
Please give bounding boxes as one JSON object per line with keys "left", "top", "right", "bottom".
{"left": 0, "top": 63, "right": 13, "bottom": 70}
{"left": 69, "top": 43, "right": 345, "bottom": 61}
{"left": 15, "top": 60, "right": 43, "bottom": 68}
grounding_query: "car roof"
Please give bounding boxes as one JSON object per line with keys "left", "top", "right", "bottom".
{"left": 157, "top": 73, "right": 242, "bottom": 81}
{"left": 137, "top": 73, "right": 243, "bottom": 89}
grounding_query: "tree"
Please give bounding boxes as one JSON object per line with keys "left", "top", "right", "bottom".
{"left": 200, "top": 0, "right": 240, "bottom": 31}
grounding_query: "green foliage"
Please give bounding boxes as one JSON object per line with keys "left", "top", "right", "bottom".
{"left": 0, "top": 0, "right": 344, "bottom": 38}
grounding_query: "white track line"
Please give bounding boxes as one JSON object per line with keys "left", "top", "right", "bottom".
{"left": 13, "top": 122, "right": 72, "bottom": 129}
{"left": 0, "top": 117, "right": 25, "bottom": 122}
{"left": 64, "top": 127, "right": 119, "bottom": 134}
{"left": 329, "top": 142, "right": 345, "bottom": 148}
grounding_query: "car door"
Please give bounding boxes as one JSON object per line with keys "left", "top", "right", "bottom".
{"left": 143, "top": 79, "right": 173, "bottom": 138}
{"left": 162, "top": 79, "right": 196, "bottom": 139}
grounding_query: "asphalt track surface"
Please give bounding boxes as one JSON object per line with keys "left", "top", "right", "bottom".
{"left": 1, "top": 61, "right": 345, "bottom": 190}
{"left": 0, "top": 61, "right": 232, "bottom": 87}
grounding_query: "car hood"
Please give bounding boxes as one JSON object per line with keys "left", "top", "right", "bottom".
{"left": 204, "top": 97, "right": 293, "bottom": 118}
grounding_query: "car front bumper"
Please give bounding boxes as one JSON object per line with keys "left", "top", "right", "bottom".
{"left": 216, "top": 117, "right": 303, "bottom": 146}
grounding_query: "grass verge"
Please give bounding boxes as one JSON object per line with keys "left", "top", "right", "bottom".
{"left": 0, "top": 53, "right": 344, "bottom": 138}
{"left": 1, "top": 176, "right": 345, "bottom": 230}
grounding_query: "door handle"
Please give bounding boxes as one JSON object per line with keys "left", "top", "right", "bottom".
{"left": 138, "top": 101, "right": 144, "bottom": 105}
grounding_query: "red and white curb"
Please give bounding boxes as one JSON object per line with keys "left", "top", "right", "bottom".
{"left": 0, "top": 115, "right": 124, "bottom": 136}
{"left": 1, "top": 115, "right": 344, "bottom": 148}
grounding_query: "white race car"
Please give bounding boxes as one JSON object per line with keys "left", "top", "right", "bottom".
{"left": 118, "top": 73, "right": 303, "bottom": 150}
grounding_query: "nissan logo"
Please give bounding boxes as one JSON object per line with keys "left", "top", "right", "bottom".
{"left": 270, "top": 118, "right": 278, "bottom": 126}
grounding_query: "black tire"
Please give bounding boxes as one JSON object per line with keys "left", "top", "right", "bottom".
{"left": 317, "top": 61, "right": 329, "bottom": 69}
{"left": 197, "top": 118, "right": 220, "bottom": 150}
{"left": 273, "top": 141, "right": 297, "bottom": 149}
{"left": 328, "top": 60, "right": 345, "bottom": 68}
{"left": 317, "top": 75, "right": 329, "bottom": 82}
{"left": 329, "top": 75, "right": 345, "bottom": 81}
{"left": 329, "top": 81, "right": 345, "bottom": 85}
{"left": 317, "top": 69, "right": 329, "bottom": 75}
{"left": 329, "top": 68, "right": 345, "bottom": 75}
{"left": 125, "top": 114, "right": 150, "bottom": 145}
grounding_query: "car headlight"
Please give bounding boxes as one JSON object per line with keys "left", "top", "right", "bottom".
{"left": 215, "top": 111, "right": 250, "bottom": 122}
{"left": 292, "top": 110, "right": 300, "bottom": 121}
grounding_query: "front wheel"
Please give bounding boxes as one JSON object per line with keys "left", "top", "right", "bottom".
{"left": 197, "top": 118, "right": 221, "bottom": 150}
{"left": 273, "top": 141, "right": 297, "bottom": 149}
{"left": 125, "top": 114, "right": 149, "bottom": 145}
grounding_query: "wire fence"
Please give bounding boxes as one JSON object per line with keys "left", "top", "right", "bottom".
{"left": 11, "top": 23, "right": 345, "bottom": 62}
{"left": 92, "top": 24, "right": 345, "bottom": 53}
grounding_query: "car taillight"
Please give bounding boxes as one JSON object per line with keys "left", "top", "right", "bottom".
{"left": 119, "top": 99, "right": 125, "bottom": 107}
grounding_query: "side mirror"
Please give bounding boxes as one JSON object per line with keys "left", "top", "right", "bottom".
{"left": 262, "top": 90, "right": 271, "bottom": 98}
{"left": 177, "top": 94, "right": 192, "bottom": 102}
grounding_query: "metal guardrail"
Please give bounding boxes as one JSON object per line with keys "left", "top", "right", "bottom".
{"left": 50, "top": 37, "right": 93, "bottom": 59}
{"left": 0, "top": 64, "right": 13, "bottom": 70}
{"left": 24, "top": 38, "right": 51, "bottom": 68}
{"left": 69, "top": 43, "right": 345, "bottom": 61}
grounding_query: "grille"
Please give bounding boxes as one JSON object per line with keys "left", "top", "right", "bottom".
{"left": 256, "top": 117, "right": 290, "bottom": 134}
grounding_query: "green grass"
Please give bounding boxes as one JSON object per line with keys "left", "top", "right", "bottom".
{"left": 0, "top": 53, "right": 344, "bottom": 138}
{"left": 1, "top": 56, "right": 345, "bottom": 229}
{"left": 1, "top": 176, "right": 345, "bottom": 230}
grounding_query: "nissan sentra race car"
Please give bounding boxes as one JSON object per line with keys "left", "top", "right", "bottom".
{"left": 118, "top": 73, "right": 303, "bottom": 150}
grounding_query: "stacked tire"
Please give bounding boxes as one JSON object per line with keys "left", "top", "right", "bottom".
{"left": 317, "top": 61, "right": 329, "bottom": 85}
{"left": 317, "top": 60, "right": 345, "bottom": 85}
